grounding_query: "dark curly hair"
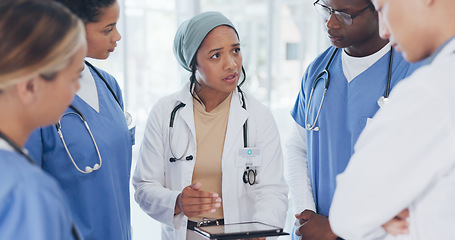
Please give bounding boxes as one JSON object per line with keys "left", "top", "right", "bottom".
{"left": 52, "top": 0, "right": 116, "bottom": 22}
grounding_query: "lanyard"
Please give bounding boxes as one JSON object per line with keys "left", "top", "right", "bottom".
{"left": 0, "top": 130, "right": 82, "bottom": 239}
{"left": 0, "top": 130, "right": 35, "bottom": 164}
{"left": 84, "top": 60, "right": 121, "bottom": 108}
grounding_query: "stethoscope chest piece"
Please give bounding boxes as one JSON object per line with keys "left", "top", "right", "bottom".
{"left": 243, "top": 166, "right": 257, "bottom": 185}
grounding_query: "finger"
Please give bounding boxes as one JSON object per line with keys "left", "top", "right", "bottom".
{"left": 185, "top": 202, "right": 221, "bottom": 212}
{"left": 382, "top": 219, "right": 409, "bottom": 236}
{"left": 184, "top": 202, "right": 222, "bottom": 217}
{"left": 397, "top": 208, "right": 409, "bottom": 219}
{"left": 295, "top": 210, "right": 314, "bottom": 224}
{"left": 294, "top": 216, "right": 307, "bottom": 226}
{"left": 193, "top": 190, "right": 219, "bottom": 198}
{"left": 183, "top": 187, "right": 219, "bottom": 198}
{"left": 294, "top": 218, "right": 301, "bottom": 226}
{"left": 181, "top": 189, "right": 221, "bottom": 202}
{"left": 295, "top": 225, "right": 302, "bottom": 236}
{"left": 181, "top": 196, "right": 222, "bottom": 206}
{"left": 299, "top": 209, "right": 315, "bottom": 219}
{"left": 188, "top": 182, "right": 202, "bottom": 190}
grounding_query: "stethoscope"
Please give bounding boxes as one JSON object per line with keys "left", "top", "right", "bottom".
{"left": 55, "top": 60, "right": 131, "bottom": 174}
{"left": 0, "top": 130, "right": 83, "bottom": 240}
{"left": 168, "top": 86, "right": 257, "bottom": 185}
{"left": 0, "top": 130, "right": 35, "bottom": 164}
{"left": 305, "top": 47, "right": 394, "bottom": 131}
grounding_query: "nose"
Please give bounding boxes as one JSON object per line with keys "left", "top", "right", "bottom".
{"left": 113, "top": 27, "right": 121, "bottom": 42}
{"left": 224, "top": 55, "right": 237, "bottom": 71}
{"left": 378, "top": 15, "right": 390, "bottom": 40}
{"left": 325, "top": 12, "right": 341, "bottom": 29}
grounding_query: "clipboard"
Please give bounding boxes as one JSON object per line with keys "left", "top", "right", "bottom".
{"left": 194, "top": 221, "right": 289, "bottom": 239}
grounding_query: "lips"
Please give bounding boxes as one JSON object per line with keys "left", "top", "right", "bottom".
{"left": 108, "top": 44, "right": 117, "bottom": 53}
{"left": 328, "top": 34, "right": 343, "bottom": 42}
{"left": 223, "top": 72, "right": 238, "bottom": 82}
{"left": 327, "top": 29, "right": 343, "bottom": 42}
{"left": 390, "top": 42, "right": 401, "bottom": 52}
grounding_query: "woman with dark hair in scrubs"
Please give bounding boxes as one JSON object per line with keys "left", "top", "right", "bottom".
{"left": 25, "top": 0, "right": 133, "bottom": 239}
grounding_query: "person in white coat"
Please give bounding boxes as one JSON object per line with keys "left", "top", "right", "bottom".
{"left": 132, "top": 11, "right": 288, "bottom": 240}
{"left": 329, "top": 0, "right": 455, "bottom": 239}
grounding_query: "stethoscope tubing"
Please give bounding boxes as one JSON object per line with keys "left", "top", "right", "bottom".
{"left": 305, "top": 47, "right": 394, "bottom": 132}
{"left": 305, "top": 48, "right": 338, "bottom": 131}
{"left": 168, "top": 102, "right": 191, "bottom": 162}
{"left": 0, "top": 130, "right": 35, "bottom": 164}
{"left": 0, "top": 130, "right": 82, "bottom": 240}
{"left": 168, "top": 86, "right": 248, "bottom": 162}
{"left": 56, "top": 108, "right": 103, "bottom": 174}
{"left": 168, "top": 87, "right": 256, "bottom": 185}
{"left": 55, "top": 61, "right": 123, "bottom": 174}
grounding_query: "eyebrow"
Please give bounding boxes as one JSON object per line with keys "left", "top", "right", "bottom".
{"left": 208, "top": 43, "right": 241, "bottom": 54}
{"left": 104, "top": 22, "right": 117, "bottom": 28}
{"left": 321, "top": 0, "right": 351, "bottom": 12}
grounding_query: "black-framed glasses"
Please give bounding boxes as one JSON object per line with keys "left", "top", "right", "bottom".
{"left": 313, "top": 0, "right": 373, "bottom": 25}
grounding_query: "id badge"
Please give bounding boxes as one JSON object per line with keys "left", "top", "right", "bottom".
{"left": 236, "top": 148, "right": 262, "bottom": 168}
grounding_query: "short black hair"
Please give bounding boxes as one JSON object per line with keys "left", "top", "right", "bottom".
{"left": 53, "top": 0, "right": 116, "bottom": 22}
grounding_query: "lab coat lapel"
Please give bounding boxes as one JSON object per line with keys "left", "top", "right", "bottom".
{"left": 175, "top": 84, "right": 197, "bottom": 143}
{"left": 223, "top": 90, "right": 248, "bottom": 159}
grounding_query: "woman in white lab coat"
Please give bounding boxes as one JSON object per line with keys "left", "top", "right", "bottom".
{"left": 132, "top": 11, "right": 288, "bottom": 240}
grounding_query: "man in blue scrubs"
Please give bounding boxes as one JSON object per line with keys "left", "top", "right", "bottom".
{"left": 286, "top": 0, "right": 422, "bottom": 239}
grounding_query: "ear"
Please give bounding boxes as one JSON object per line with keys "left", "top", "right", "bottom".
{"left": 15, "top": 77, "right": 40, "bottom": 105}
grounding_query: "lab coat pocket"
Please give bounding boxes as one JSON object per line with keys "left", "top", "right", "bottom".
{"left": 237, "top": 168, "right": 247, "bottom": 197}
{"left": 239, "top": 167, "right": 259, "bottom": 199}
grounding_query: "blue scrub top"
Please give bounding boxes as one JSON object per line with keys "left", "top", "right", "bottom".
{"left": 25, "top": 66, "right": 132, "bottom": 240}
{"left": 291, "top": 46, "right": 422, "bottom": 217}
{"left": 0, "top": 150, "right": 79, "bottom": 240}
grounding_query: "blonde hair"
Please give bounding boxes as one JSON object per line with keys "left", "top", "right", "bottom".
{"left": 0, "top": 0, "right": 86, "bottom": 90}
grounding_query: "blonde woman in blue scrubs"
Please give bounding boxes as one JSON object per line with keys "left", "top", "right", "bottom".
{"left": 0, "top": 0, "right": 86, "bottom": 239}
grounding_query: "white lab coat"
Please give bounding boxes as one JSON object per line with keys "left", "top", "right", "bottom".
{"left": 329, "top": 38, "right": 455, "bottom": 240}
{"left": 285, "top": 123, "right": 315, "bottom": 214}
{"left": 132, "top": 83, "right": 288, "bottom": 240}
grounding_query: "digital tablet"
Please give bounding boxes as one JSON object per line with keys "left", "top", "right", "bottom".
{"left": 194, "top": 221, "right": 289, "bottom": 239}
